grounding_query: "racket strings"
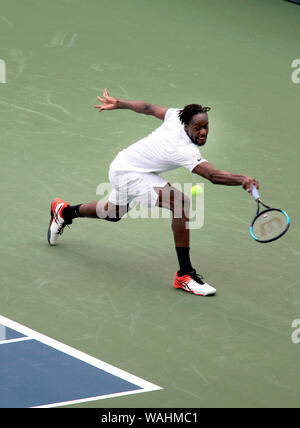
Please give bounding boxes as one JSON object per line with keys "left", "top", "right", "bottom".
{"left": 251, "top": 209, "right": 289, "bottom": 242}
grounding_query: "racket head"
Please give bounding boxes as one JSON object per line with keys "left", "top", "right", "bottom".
{"left": 250, "top": 208, "right": 290, "bottom": 243}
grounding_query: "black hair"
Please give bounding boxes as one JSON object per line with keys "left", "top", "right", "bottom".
{"left": 178, "top": 104, "right": 211, "bottom": 125}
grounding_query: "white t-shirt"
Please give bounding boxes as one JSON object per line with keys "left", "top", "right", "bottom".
{"left": 110, "top": 108, "right": 207, "bottom": 173}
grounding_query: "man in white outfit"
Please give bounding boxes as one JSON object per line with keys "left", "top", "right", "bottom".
{"left": 47, "top": 89, "right": 259, "bottom": 296}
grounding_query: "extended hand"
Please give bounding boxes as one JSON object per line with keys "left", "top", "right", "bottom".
{"left": 94, "top": 88, "right": 119, "bottom": 112}
{"left": 242, "top": 176, "right": 259, "bottom": 194}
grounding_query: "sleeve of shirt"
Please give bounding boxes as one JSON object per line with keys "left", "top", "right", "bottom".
{"left": 164, "top": 108, "right": 180, "bottom": 122}
{"left": 174, "top": 148, "right": 208, "bottom": 172}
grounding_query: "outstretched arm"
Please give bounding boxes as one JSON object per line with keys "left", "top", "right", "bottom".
{"left": 193, "top": 161, "right": 259, "bottom": 194}
{"left": 94, "top": 88, "right": 168, "bottom": 120}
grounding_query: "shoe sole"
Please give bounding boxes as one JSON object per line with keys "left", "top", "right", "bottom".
{"left": 174, "top": 283, "right": 215, "bottom": 296}
{"left": 47, "top": 200, "right": 55, "bottom": 246}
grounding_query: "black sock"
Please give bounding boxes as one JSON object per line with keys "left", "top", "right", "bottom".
{"left": 175, "top": 247, "right": 193, "bottom": 276}
{"left": 62, "top": 204, "right": 82, "bottom": 223}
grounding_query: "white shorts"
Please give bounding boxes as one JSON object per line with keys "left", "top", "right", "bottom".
{"left": 108, "top": 165, "right": 168, "bottom": 208}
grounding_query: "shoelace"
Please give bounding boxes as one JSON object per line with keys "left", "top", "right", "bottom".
{"left": 189, "top": 270, "right": 205, "bottom": 285}
{"left": 57, "top": 222, "right": 67, "bottom": 235}
{"left": 54, "top": 210, "right": 71, "bottom": 235}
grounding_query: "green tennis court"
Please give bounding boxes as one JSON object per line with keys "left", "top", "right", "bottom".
{"left": 0, "top": 0, "right": 300, "bottom": 408}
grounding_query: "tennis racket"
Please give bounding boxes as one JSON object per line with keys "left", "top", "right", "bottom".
{"left": 250, "top": 185, "right": 290, "bottom": 243}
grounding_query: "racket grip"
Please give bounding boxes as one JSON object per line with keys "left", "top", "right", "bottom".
{"left": 251, "top": 185, "right": 260, "bottom": 200}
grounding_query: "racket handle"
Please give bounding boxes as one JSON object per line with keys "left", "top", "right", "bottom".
{"left": 251, "top": 185, "right": 260, "bottom": 200}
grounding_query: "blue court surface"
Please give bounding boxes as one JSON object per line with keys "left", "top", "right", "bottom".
{"left": 0, "top": 315, "right": 161, "bottom": 408}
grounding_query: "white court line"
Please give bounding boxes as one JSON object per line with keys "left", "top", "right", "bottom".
{"left": 34, "top": 389, "right": 152, "bottom": 408}
{"left": 0, "top": 324, "right": 5, "bottom": 340}
{"left": 0, "top": 337, "right": 32, "bottom": 345}
{"left": 0, "top": 315, "right": 162, "bottom": 408}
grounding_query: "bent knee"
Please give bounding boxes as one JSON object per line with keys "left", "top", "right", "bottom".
{"left": 101, "top": 202, "right": 128, "bottom": 222}
{"left": 105, "top": 215, "right": 122, "bottom": 222}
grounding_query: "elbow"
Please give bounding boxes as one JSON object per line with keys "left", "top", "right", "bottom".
{"left": 144, "top": 103, "right": 152, "bottom": 114}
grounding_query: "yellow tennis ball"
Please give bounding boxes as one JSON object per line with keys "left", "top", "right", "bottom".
{"left": 191, "top": 185, "right": 203, "bottom": 196}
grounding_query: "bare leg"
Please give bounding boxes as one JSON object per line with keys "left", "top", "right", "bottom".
{"left": 78, "top": 201, "right": 98, "bottom": 218}
{"left": 79, "top": 201, "right": 130, "bottom": 221}
{"left": 154, "top": 184, "right": 190, "bottom": 247}
{"left": 154, "top": 183, "right": 193, "bottom": 274}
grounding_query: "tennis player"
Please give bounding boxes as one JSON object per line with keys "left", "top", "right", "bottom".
{"left": 47, "top": 89, "right": 259, "bottom": 296}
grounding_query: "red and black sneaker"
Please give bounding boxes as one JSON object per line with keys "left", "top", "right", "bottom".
{"left": 47, "top": 198, "right": 71, "bottom": 246}
{"left": 174, "top": 269, "right": 216, "bottom": 296}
